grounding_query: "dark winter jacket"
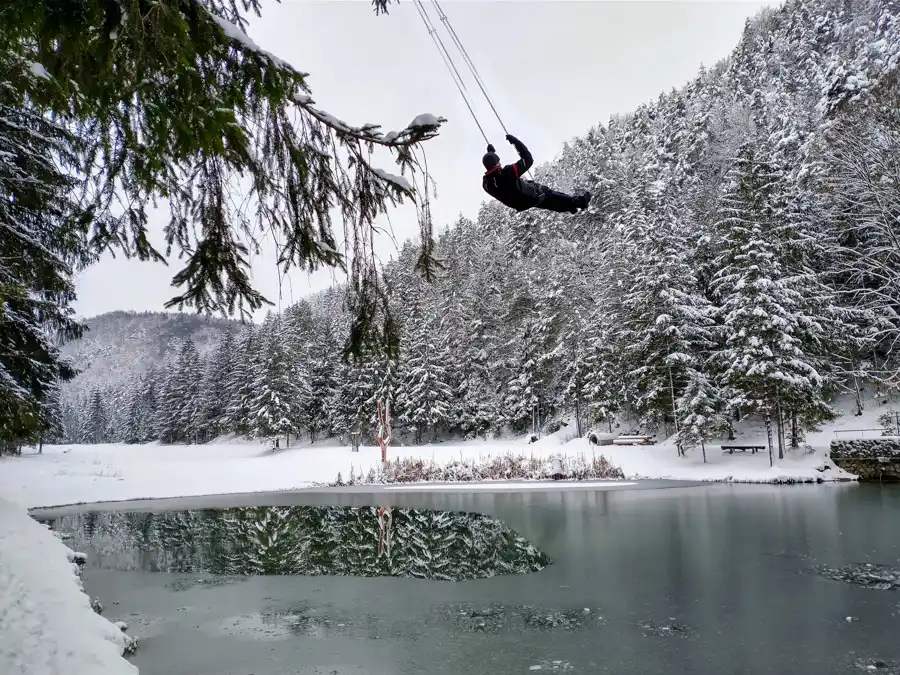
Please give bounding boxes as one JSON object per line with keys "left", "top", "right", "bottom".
{"left": 482, "top": 138, "right": 540, "bottom": 211}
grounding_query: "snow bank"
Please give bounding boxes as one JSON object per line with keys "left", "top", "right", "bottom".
{"left": 0, "top": 498, "right": 137, "bottom": 675}
{"left": 599, "top": 438, "right": 854, "bottom": 484}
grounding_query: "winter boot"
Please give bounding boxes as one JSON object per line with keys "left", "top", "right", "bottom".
{"left": 577, "top": 191, "right": 592, "bottom": 210}
{"left": 569, "top": 191, "right": 591, "bottom": 213}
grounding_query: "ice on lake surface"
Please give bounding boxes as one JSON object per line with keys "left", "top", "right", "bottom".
{"left": 36, "top": 483, "right": 900, "bottom": 675}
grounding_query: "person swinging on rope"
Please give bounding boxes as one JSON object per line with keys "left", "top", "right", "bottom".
{"left": 482, "top": 134, "right": 591, "bottom": 214}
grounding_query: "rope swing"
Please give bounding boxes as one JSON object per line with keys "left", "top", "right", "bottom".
{"left": 412, "top": 0, "right": 508, "bottom": 152}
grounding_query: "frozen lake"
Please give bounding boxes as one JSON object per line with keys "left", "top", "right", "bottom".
{"left": 34, "top": 482, "right": 900, "bottom": 675}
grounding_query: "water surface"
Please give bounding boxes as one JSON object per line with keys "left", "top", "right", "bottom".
{"left": 36, "top": 483, "right": 900, "bottom": 675}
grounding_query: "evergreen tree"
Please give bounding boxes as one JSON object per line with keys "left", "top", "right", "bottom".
{"left": 83, "top": 390, "right": 108, "bottom": 443}
{"left": 224, "top": 326, "right": 259, "bottom": 437}
{"left": 198, "top": 331, "right": 236, "bottom": 441}
{"left": 706, "top": 142, "right": 838, "bottom": 449}
{"left": 250, "top": 314, "right": 301, "bottom": 443}
{"left": 395, "top": 282, "right": 453, "bottom": 444}
{"left": 675, "top": 370, "right": 726, "bottom": 461}
{"left": 0, "top": 64, "right": 93, "bottom": 443}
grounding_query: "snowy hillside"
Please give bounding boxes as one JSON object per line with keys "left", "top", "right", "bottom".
{"left": 60, "top": 311, "right": 241, "bottom": 395}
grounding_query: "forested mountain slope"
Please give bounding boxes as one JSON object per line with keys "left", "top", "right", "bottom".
{"left": 59, "top": 0, "right": 900, "bottom": 453}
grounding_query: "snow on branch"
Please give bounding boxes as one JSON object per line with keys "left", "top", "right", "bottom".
{"left": 201, "top": 4, "right": 447, "bottom": 148}
{"left": 25, "top": 61, "right": 51, "bottom": 81}
{"left": 293, "top": 93, "right": 446, "bottom": 148}
{"left": 204, "top": 7, "right": 293, "bottom": 71}
{"left": 372, "top": 167, "right": 414, "bottom": 195}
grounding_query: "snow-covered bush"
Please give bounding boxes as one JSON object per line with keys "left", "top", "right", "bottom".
{"left": 877, "top": 411, "right": 900, "bottom": 435}
{"left": 331, "top": 452, "right": 624, "bottom": 486}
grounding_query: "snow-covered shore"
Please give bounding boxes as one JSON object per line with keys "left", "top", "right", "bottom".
{"left": 0, "top": 498, "right": 137, "bottom": 675}
{"left": 0, "top": 426, "right": 854, "bottom": 511}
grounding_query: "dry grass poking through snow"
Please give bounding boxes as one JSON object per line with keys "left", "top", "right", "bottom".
{"left": 329, "top": 452, "right": 625, "bottom": 486}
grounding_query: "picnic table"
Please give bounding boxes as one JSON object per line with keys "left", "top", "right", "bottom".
{"left": 721, "top": 444, "right": 766, "bottom": 455}
{"left": 613, "top": 435, "right": 654, "bottom": 446}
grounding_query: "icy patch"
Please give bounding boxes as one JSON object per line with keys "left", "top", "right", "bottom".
{"left": 439, "top": 602, "right": 606, "bottom": 635}
{"left": 205, "top": 613, "right": 293, "bottom": 642}
{"left": 853, "top": 657, "right": 900, "bottom": 673}
{"left": 523, "top": 607, "right": 606, "bottom": 631}
{"left": 813, "top": 563, "right": 900, "bottom": 590}
{"left": 528, "top": 660, "right": 574, "bottom": 672}
{"left": 165, "top": 575, "right": 248, "bottom": 592}
{"left": 636, "top": 617, "right": 695, "bottom": 638}
{"left": 204, "top": 602, "right": 399, "bottom": 642}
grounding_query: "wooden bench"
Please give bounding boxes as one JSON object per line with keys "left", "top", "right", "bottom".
{"left": 613, "top": 435, "right": 654, "bottom": 446}
{"left": 721, "top": 444, "right": 766, "bottom": 455}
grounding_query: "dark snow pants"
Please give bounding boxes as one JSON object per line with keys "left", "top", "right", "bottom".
{"left": 530, "top": 183, "right": 579, "bottom": 213}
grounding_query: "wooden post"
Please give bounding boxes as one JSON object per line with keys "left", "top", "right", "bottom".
{"left": 377, "top": 400, "right": 391, "bottom": 463}
{"left": 575, "top": 396, "right": 582, "bottom": 438}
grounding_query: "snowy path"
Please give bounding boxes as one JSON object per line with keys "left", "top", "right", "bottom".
{"left": 0, "top": 498, "right": 137, "bottom": 675}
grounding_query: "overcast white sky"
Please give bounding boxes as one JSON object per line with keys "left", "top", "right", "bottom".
{"left": 72, "top": 0, "right": 778, "bottom": 321}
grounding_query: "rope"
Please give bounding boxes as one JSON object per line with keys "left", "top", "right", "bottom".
{"left": 431, "top": 0, "right": 509, "bottom": 136}
{"left": 413, "top": 0, "right": 489, "bottom": 145}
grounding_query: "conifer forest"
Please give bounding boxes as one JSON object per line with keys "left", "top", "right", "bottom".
{"left": 9, "top": 0, "right": 900, "bottom": 460}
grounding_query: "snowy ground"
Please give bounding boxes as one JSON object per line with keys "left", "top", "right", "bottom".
{"left": 0, "top": 498, "right": 137, "bottom": 675}
{"left": 2, "top": 395, "right": 886, "bottom": 509}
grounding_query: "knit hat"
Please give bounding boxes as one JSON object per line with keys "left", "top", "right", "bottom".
{"left": 482, "top": 143, "right": 500, "bottom": 170}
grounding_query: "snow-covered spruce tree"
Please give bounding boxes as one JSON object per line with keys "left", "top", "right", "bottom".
{"left": 705, "top": 140, "right": 838, "bottom": 452}
{"left": 280, "top": 302, "right": 316, "bottom": 443}
{"left": 250, "top": 313, "right": 301, "bottom": 443}
{"left": 197, "top": 330, "right": 236, "bottom": 442}
{"left": 0, "top": 53, "right": 96, "bottom": 444}
{"left": 156, "top": 342, "right": 194, "bottom": 443}
{"left": 223, "top": 324, "right": 260, "bottom": 437}
{"left": 3, "top": 0, "right": 445, "bottom": 369}
{"left": 611, "top": 183, "right": 716, "bottom": 434}
{"left": 393, "top": 273, "right": 453, "bottom": 444}
{"left": 675, "top": 369, "right": 727, "bottom": 462}
{"left": 82, "top": 389, "right": 108, "bottom": 443}
{"left": 136, "top": 368, "right": 162, "bottom": 443}
{"left": 176, "top": 337, "right": 204, "bottom": 442}
{"left": 36, "top": 376, "right": 66, "bottom": 449}
{"left": 449, "top": 223, "right": 506, "bottom": 438}
{"left": 304, "top": 320, "right": 340, "bottom": 442}
{"left": 582, "top": 320, "right": 624, "bottom": 434}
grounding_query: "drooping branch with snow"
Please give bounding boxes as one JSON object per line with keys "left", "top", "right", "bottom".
{"left": 3, "top": 0, "right": 447, "bottom": 362}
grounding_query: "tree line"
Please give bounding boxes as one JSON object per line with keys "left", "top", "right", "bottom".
{"left": 56, "top": 0, "right": 900, "bottom": 457}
